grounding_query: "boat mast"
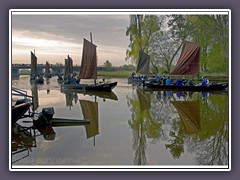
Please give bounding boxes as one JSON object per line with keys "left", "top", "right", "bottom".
{"left": 90, "top": 32, "right": 97, "bottom": 85}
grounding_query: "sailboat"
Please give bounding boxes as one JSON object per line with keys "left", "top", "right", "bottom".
{"left": 45, "top": 61, "right": 51, "bottom": 79}
{"left": 128, "top": 50, "right": 151, "bottom": 84}
{"left": 61, "top": 33, "right": 117, "bottom": 92}
{"left": 144, "top": 41, "right": 228, "bottom": 91}
{"left": 30, "top": 51, "right": 44, "bottom": 84}
{"left": 57, "top": 55, "right": 73, "bottom": 84}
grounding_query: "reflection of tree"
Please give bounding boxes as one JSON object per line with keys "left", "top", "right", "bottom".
{"left": 187, "top": 94, "right": 229, "bottom": 165}
{"left": 165, "top": 127, "right": 184, "bottom": 159}
{"left": 127, "top": 89, "right": 172, "bottom": 165}
{"left": 127, "top": 90, "right": 228, "bottom": 165}
{"left": 127, "top": 91, "right": 147, "bottom": 165}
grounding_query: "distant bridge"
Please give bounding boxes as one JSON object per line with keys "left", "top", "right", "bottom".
{"left": 11, "top": 65, "right": 105, "bottom": 77}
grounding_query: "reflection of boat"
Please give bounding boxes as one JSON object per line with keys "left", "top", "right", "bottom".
{"left": 12, "top": 107, "right": 90, "bottom": 164}
{"left": 62, "top": 34, "right": 117, "bottom": 92}
{"left": 61, "top": 88, "right": 118, "bottom": 101}
{"left": 30, "top": 51, "right": 44, "bottom": 84}
{"left": 128, "top": 50, "right": 150, "bottom": 84}
{"left": 171, "top": 100, "right": 201, "bottom": 134}
{"left": 144, "top": 41, "right": 228, "bottom": 91}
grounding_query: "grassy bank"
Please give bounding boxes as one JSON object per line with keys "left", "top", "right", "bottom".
{"left": 97, "top": 70, "right": 228, "bottom": 80}
{"left": 97, "top": 71, "right": 132, "bottom": 78}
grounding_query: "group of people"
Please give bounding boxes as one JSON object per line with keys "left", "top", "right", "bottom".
{"left": 130, "top": 72, "right": 148, "bottom": 80}
{"left": 57, "top": 74, "right": 80, "bottom": 85}
{"left": 152, "top": 74, "right": 209, "bottom": 87}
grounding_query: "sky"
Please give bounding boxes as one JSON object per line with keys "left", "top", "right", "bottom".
{"left": 11, "top": 12, "right": 131, "bottom": 66}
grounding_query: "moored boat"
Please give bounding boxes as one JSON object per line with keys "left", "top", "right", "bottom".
{"left": 144, "top": 41, "right": 229, "bottom": 92}
{"left": 61, "top": 33, "right": 117, "bottom": 91}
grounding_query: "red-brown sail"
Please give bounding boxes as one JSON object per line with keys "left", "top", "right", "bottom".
{"left": 79, "top": 38, "right": 97, "bottom": 79}
{"left": 171, "top": 41, "right": 200, "bottom": 76}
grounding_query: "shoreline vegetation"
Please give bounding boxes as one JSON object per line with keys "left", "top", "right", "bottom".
{"left": 18, "top": 70, "right": 228, "bottom": 81}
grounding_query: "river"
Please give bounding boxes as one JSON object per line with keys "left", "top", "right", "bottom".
{"left": 11, "top": 76, "right": 229, "bottom": 168}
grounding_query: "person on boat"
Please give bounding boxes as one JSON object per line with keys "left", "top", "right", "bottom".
{"left": 182, "top": 78, "right": 187, "bottom": 85}
{"left": 131, "top": 72, "right": 136, "bottom": 79}
{"left": 166, "top": 77, "right": 173, "bottom": 85}
{"left": 156, "top": 74, "right": 162, "bottom": 83}
{"left": 187, "top": 79, "right": 194, "bottom": 86}
{"left": 176, "top": 78, "right": 183, "bottom": 86}
{"left": 201, "top": 76, "right": 209, "bottom": 86}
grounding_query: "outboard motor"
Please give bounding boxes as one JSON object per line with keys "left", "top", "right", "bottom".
{"left": 42, "top": 107, "right": 55, "bottom": 120}
{"left": 33, "top": 107, "right": 55, "bottom": 128}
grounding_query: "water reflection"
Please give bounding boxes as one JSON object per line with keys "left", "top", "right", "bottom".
{"left": 12, "top": 76, "right": 228, "bottom": 166}
{"left": 127, "top": 88, "right": 228, "bottom": 165}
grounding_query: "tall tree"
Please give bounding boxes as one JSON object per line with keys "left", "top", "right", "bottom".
{"left": 126, "top": 15, "right": 160, "bottom": 73}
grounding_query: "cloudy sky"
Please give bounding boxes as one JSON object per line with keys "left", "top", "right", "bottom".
{"left": 11, "top": 12, "right": 131, "bottom": 66}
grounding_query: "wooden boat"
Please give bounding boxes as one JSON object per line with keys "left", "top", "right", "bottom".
{"left": 12, "top": 87, "right": 33, "bottom": 124}
{"left": 144, "top": 41, "right": 228, "bottom": 92}
{"left": 62, "top": 81, "right": 117, "bottom": 92}
{"left": 61, "top": 33, "right": 117, "bottom": 91}
{"left": 128, "top": 50, "right": 151, "bottom": 84}
{"left": 144, "top": 81, "right": 228, "bottom": 92}
{"left": 12, "top": 99, "right": 32, "bottom": 124}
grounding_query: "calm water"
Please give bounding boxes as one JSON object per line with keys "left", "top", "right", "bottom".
{"left": 11, "top": 76, "right": 229, "bottom": 167}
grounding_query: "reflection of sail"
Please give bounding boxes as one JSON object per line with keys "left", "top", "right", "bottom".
{"left": 31, "top": 85, "right": 39, "bottom": 111}
{"left": 65, "top": 92, "right": 73, "bottom": 107}
{"left": 137, "top": 89, "right": 151, "bottom": 111}
{"left": 80, "top": 100, "right": 99, "bottom": 139}
{"left": 171, "top": 101, "right": 201, "bottom": 134}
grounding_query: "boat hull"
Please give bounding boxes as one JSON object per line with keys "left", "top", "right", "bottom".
{"left": 12, "top": 101, "right": 31, "bottom": 124}
{"left": 144, "top": 82, "right": 228, "bottom": 92}
{"left": 62, "top": 82, "right": 118, "bottom": 92}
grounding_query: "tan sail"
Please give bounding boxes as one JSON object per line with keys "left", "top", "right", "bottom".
{"left": 79, "top": 38, "right": 97, "bottom": 80}
{"left": 171, "top": 41, "right": 200, "bottom": 76}
{"left": 171, "top": 100, "right": 201, "bottom": 134}
{"left": 80, "top": 100, "right": 99, "bottom": 139}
